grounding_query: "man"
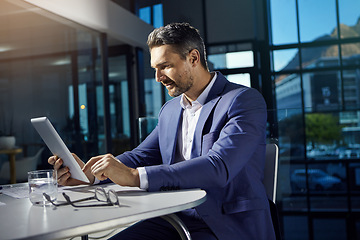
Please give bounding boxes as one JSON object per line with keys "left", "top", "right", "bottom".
{"left": 49, "top": 22, "right": 275, "bottom": 240}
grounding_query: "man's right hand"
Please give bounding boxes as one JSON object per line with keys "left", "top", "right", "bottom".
{"left": 48, "top": 154, "right": 95, "bottom": 186}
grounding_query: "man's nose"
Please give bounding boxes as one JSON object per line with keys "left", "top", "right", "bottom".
{"left": 155, "top": 70, "right": 164, "bottom": 82}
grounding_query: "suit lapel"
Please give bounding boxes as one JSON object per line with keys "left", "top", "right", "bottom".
{"left": 162, "top": 101, "right": 183, "bottom": 164}
{"left": 190, "top": 73, "right": 228, "bottom": 158}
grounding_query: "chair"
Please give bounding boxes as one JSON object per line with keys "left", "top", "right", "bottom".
{"left": 264, "top": 143, "right": 281, "bottom": 239}
{"left": 264, "top": 143, "right": 279, "bottom": 202}
{"left": 0, "top": 147, "right": 45, "bottom": 183}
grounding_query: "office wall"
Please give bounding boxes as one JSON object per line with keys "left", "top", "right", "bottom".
{"left": 162, "top": 0, "right": 266, "bottom": 44}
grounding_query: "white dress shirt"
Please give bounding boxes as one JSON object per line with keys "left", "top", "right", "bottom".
{"left": 138, "top": 72, "right": 217, "bottom": 189}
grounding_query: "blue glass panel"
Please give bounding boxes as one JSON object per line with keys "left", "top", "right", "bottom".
{"left": 272, "top": 48, "right": 299, "bottom": 71}
{"left": 270, "top": 0, "right": 298, "bottom": 45}
{"left": 139, "top": 6, "right": 151, "bottom": 24}
{"left": 153, "top": 4, "right": 163, "bottom": 28}
{"left": 339, "top": 0, "right": 360, "bottom": 39}
{"left": 298, "top": 0, "right": 337, "bottom": 42}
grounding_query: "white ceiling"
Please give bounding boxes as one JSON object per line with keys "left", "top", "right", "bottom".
{"left": 0, "top": 0, "right": 139, "bottom": 61}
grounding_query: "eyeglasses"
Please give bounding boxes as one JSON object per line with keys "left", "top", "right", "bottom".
{"left": 43, "top": 187, "right": 120, "bottom": 208}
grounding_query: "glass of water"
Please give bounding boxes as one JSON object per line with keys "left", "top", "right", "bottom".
{"left": 28, "top": 169, "right": 58, "bottom": 206}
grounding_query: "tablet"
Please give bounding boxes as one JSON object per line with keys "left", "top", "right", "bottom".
{"left": 31, "top": 117, "right": 90, "bottom": 183}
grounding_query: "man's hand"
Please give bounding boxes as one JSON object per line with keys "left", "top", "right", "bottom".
{"left": 82, "top": 154, "right": 140, "bottom": 188}
{"left": 48, "top": 154, "right": 95, "bottom": 186}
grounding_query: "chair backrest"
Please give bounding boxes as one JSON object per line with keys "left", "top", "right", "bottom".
{"left": 264, "top": 143, "right": 279, "bottom": 203}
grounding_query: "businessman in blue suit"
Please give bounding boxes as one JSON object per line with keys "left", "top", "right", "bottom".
{"left": 50, "top": 22, "right": 276, "bottom": 240}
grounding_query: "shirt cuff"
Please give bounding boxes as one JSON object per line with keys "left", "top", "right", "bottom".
{"left": 137, "top": 167, "right": 149, "bottom": 190}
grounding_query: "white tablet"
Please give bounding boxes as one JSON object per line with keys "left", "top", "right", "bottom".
{"left": 31, "top": 117, "right": 90, "bottom": 183}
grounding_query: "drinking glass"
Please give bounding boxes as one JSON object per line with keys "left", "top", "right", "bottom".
{"left": 28, "top": 169, "right": 58, "bottom": 206}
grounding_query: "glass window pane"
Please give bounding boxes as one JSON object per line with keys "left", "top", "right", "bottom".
{"left": 298, "top": 0, "right": 337, "bottom": 43}
{"left": 339, "top": 0, "right": 360, "bottom": 39}
{"left": 313, "top": 218, "right": 347, "bottom": 240}
{"left": 302, "top": 71, "right": 341, "bottom": 111}
{"left": 341, "top": 43, "right": 360, "bottom": 66}
{"left": 153, "top": 4, "right": 163, "bottom": 28}
{"left": 305, "top": 113, "right": 341, "bottom": 159}
{"left": 275, "top": 73, "right": 303, "bottom": 110}
{"left": 270, "top": 0, "right": 298, "bottom": 45}
{"left": 301, "top": 45, "right": 339, "bottom": 69}
{"left": 208, "top": 51, "right": 254, "bottom": 70}
{"left": 283, "top": 216, "right": 309, "bottom": 240}
{"left": 226, "top": 73, "right": 251, "bottom": 87}
{"left": 144, "top": 78, "right": 163, "bottom": 117}
{"left": 283, "top": 164, "right": 308, "bottom": 209}
{"left": 342, "top": 68, "right": 360, "bottom": 110}
{"left": 109, "top": 55, "right": 131, "bottom": 155}
{"left": 272, "top": 48, "right": 299, "bottom": 72}
{"left": 277, "top": 109, "right": 305, "bottom": 161}
{"left": 139, "top": 6, "right": 151, "bottom": 24}
{"left": 350, "top": 163, "right": 360, "bottom": 211}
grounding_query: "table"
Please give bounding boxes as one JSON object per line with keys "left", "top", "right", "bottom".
{"left": 0, "top": 148, "right": 22, "bottom": 184}
{"left": 0, "top": 183, "right": 206, "bottom": 240}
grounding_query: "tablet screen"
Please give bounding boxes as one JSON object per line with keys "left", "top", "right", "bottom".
{"left": 31, "top": 117, "right": 90, "bottom": 183}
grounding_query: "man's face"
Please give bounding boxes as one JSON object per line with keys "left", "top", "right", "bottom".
{"left": 150, "top": 45, "right": 193, "bottom": 97}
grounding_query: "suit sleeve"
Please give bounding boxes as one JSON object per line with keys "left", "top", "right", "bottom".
{"left": 115, "top": 125, "right": 163, "bottom": 168}
{"left": 145, "top": 88, "right": 267, "bottom": 192}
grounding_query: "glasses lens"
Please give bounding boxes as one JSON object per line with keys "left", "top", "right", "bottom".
{"left": 95, "top": 188, "right": 107, "bottom": 202}
{"left": 108, "top": 190, "right": 119, "bottom": 205}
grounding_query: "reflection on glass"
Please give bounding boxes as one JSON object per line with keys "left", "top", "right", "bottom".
{"left": 300, "top": 45, "right": 339, "bottom": 69}
{"left": 275, "top": 73, "right": 303, "bottom": 110}
{"left": 341, "top": 44, "right": 360, "bottom": 66}
{"left": 298, "top": 0, "right": 337, "bottom": 43}
{"left": 304, "top": 71, "right": 340, "bottom": 111}
{"left": 342, "top": 69, "right": 360, "bottom": 110}
{"left": 305, "top": 112, "right": 341, "bottom": 160}
{"left": 339, "top": 0, "right": 360, "bottom": 39}
{"left": 0, "top": 0, "right": 109, "bottom": 164}
{"left": 226, "top": 73, "right": 251, "bottom": 87}
{"left": 272, "top": 48, "right": 299, "bottom": 72}
{"left": 269, "top": 0, "right": 298, "bottom": 45}
{"left": 109, "top": 55, "right": 131, "bottom": 155}
{"left": 277, "top": 110, "right": 305, "bottom": 161}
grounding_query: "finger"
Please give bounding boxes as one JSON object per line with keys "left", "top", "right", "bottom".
{"left": 53, "top": 158, "right": 63, "bottom": 171}
{"left": 82, "top": 155, "right": 105, "bottom": 172}
{"left": 57, "top": 171, "right": 71, "bottom": 186}
{"left": 91, "top": 164, "right": 108, "bottom": 181}
{"left": 57, "top": 166, "right": 70, "bottom": 178}
{"left": 48, "top": 155, "right": 59, "bottom": 165}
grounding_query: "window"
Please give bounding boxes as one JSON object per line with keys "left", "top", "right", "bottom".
{"left": 269, "top": 0, "right": 360, "bottom": 238}
{"left": 138, "top": 3, "right": 163, "bottom": 28}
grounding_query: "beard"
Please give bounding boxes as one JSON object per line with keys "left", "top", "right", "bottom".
{"left": 168, "top": 78, "right": 193, "bottom": 97}
{"left": 164, "top": 70, "right": 194, "bottom": 97}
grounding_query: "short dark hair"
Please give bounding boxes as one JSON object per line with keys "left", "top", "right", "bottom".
{"left": 147, "top": 22, "right": 208, "bottom": 70}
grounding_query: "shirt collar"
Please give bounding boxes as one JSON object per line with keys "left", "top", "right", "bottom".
{"left": 180, "top": 72, "right": 217, "bottom": 109}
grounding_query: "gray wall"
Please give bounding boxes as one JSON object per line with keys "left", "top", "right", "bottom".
{"left": 162, "top": 0, "right": 266, "bottom": 46}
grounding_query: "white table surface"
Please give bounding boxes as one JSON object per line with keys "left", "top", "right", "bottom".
{"left": 0, "top": 183, "right": 206, "bottom": 240}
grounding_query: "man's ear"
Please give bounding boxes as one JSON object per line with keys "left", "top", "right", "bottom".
{"left": 188, "top": 49, "right": 200, "bottom": 66}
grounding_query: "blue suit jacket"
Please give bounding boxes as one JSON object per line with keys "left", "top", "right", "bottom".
{"left": 116, "top": 72, "right": 276, "bottom": 239}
